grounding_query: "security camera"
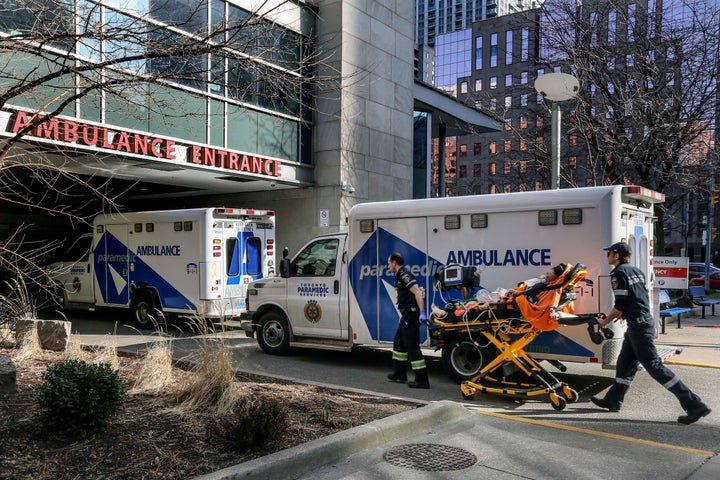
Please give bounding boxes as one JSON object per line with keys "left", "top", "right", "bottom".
{"left": 270, "top": 182, "right": 276, "bottom": 188}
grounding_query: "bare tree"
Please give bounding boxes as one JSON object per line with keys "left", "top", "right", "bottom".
{"left": 0, "top": 0, "right": 337, "bottom": 300}
{"left": 540, "top": 0, "right": 720, "bottom": 253}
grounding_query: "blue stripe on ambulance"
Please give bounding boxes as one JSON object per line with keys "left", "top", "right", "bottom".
{"left": 349, "top": 228, "right": 444, "bottom": 343}
{"left": 94, "top": 231, "right": 196, "bottom": 310}
{"left": 522, "top": 331, "right": 595, "bottom": 357}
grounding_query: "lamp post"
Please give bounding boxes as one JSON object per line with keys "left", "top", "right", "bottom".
{"left": 534, "top": 73, "right": 580, "bottom": 190}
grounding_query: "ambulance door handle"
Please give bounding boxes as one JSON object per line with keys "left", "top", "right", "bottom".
{"left": 87, "top": 265, "right": 90, "bottom": 274}
{"left": 334, "top": 280, "right": 339, "bottom": 294}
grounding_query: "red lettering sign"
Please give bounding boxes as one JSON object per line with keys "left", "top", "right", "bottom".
{"left": 6, "top": 109, "right": 281, "bottom": 178}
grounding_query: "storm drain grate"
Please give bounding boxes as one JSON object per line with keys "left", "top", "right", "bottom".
{"left": 382, "top": 443, "right": 477, "bottom": 471}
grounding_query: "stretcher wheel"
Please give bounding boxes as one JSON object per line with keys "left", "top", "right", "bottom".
{"left": 460, "top": 383, "right": 477, "bottom": 401}
{"left": 561, "top": 385, "right": 579, "bottom": 403}
{"left": 549, "top": 393, "right": 567, "bottom": 411}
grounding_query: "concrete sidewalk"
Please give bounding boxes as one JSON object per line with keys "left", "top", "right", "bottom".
{"left": 192, "top": 400, "right": 720, "bottom": 480}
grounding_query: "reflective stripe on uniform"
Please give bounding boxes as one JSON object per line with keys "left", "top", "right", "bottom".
{"left": 411, "top": 359, "right": 426, "bottom": 370}
{"left": 393, "top": 351, "right": 408, "bottom": 362}
{"left": 664, "top": 376, "right": 680, "bottom": 390}
{"left": 616, "top": 377, "right": 633, "bottom": 386}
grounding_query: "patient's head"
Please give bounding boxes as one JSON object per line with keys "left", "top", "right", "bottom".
{"left": 546, "top": 263, "right": 567, "bottom": 282}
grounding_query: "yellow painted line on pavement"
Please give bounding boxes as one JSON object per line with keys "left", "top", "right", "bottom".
{"left": 664, "top": 359, "right": 720, "bottom": 369}
{"left": 475, "top": 410, "right": 714, "bottom": 457}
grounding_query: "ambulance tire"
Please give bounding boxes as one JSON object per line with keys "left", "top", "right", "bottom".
{"left": 131, "top": 296, "right": 157, "bottom": 329}
{"left": 441, "top": 340, "right": 497, "bottom": 383}
{"left": 257, "top": 312, "right": 291, "bottom": 355}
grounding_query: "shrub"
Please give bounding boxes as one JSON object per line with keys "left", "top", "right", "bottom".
{"left": 34, "top": 359, "right": 126, "bottom": 436}
{"left": 207, "top": 393, "right": 289, "bottom": 450}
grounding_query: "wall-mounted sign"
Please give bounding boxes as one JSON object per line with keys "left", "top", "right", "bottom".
{"left": 319, "top": 209, "right": 329, "bottom": 227}
{"left": 6, "top": 109, "right": 282, "bottom": 178}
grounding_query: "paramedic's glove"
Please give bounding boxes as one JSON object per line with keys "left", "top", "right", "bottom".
{"left": 419, "top": 309, "right": 427, "bottom": 322}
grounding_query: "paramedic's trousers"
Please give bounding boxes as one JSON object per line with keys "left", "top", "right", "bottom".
{"left": 605, "top": 315, "right": 703, "bottom": 411}
{"left": 392, "top": 311, "right": 428, "bottom": 383}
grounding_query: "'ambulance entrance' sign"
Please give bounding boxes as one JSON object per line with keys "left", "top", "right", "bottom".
{"left": 653, "top": 256, "right": 689, "bottom": 290}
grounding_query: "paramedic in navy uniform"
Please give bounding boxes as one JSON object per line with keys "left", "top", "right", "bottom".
{"left": 386, "top": 252, "right": 430, "bottom": 389}
{"left": 591, "top": 242, "right": 711, "bottom": 424}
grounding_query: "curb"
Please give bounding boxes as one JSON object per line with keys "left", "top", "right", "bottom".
{"left": 689, "top": 454, "right": 720, "bottom": 480}
{"left": 190, "top": 400, "right": 472, "bottom": 480}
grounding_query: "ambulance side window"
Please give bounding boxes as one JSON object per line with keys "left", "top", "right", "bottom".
{"left": 293, "top": 239, "right": 339, "bottom": 277}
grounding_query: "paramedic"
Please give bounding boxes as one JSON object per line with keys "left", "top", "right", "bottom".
{"left": 591, "top": 242, "right": 711, "bottom": 425}
{"left": 386, "top": 252, "right": 430, "bottom": 389}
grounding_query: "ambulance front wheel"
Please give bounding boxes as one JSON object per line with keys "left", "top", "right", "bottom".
{"left": 257, "top": 312, "right": 291, "bottom": 355}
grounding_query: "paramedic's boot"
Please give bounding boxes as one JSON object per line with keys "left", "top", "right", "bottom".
{"left": 590, "top": 396, "right": 620, "bottom": 412}
{"left": 678, "top": 403, "right": 711, "bottom": 425}
{"left": 408, "top": 369, "right": 430, "bottom": 389}
{"left": 387, "top": 365, "right": 407, "bottom": 383}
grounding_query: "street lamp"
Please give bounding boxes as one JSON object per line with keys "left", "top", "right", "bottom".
{"left": 534, "top": 72, "right": 580, "bottom": 190}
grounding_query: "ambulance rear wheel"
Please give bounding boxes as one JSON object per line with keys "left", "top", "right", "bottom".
{"left": 257, "top": 312, "right": 290, "bottom": 355}
{"left": 131, "top": 298, "right": 156, "bottom": 329}
{"left": 442, "top": 340, "right": 497, "bottom": 383}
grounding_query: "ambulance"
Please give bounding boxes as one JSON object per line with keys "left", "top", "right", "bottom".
{"left": 49, "top": 207, "right": 275, "bottom": 327}
{"left": 241, "top": 186, "right": 664, "bottom": 378}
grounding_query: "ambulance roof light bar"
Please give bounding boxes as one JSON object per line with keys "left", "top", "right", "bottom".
{"left": 624, "top": 186, "right": 665, "bottom": 204}
{"left": 214, "top": 208, "right": 275, "bottom": 216}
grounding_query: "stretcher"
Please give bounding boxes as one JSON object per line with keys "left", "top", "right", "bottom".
{"left": 428, "top": 263, "right": 607, "bottom": 411}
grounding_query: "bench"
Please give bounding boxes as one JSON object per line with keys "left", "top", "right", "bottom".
{"left": 688, "top": 286, "right": 720, "bottom": 319}
{"left": 659, "top": 289, "right": 692, "bottom": 334}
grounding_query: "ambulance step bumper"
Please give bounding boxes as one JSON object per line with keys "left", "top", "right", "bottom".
{"left": 212, "top": 320, "right": 245, "bottom": 331}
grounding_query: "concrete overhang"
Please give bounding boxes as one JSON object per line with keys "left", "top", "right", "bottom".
{"left": 413, "top": 80, "right": 502, "bottom": 137}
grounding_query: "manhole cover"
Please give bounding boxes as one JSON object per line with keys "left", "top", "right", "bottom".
{"left": 382, "top": 443, "right": 477, "bottom": 471}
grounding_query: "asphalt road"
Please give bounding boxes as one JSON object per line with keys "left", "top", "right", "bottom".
{"left": 64, "top": 310, "right": 720, "bottom": 458}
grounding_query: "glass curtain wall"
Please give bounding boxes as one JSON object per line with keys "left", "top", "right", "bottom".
{"left": 0, "top": 0, "right": 313, "bottom": 164}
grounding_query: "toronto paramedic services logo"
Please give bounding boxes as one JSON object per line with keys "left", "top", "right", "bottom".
{"left": 304, "top": 299, "right": 322, "bottom": 323}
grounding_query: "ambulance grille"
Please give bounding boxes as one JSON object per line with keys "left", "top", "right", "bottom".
{"left": 382, "top": 443, "right": 476, "bottom": 471}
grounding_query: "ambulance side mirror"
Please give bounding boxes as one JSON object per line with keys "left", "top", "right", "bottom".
{"left": 280, "top": 247, "right": 291, "bottom": 278}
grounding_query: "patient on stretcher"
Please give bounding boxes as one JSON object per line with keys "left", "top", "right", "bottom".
{"left": 431, "top": 263, "right": 583, "bottom": 331}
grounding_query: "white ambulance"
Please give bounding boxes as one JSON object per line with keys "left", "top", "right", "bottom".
{"left": 241, "top": 186, "right": 664, "bottom": 378}
{"left": 50, "top": 207, "right": 275, "bottom": 327}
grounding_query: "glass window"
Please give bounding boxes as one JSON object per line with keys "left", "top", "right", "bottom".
{"left": 490, "top": 33, "right": 497, "bottom": 67}
{"left": 473, "top": 163, "right": 482, "bottom": 176}
{"left": 292, "top": 238, "right": 339, "bottom": 277}
{"left": 475, "top": 36, "right": 483, "bottom": 70}
{"left": 473, "top": 143, "right": 481, "bottom": 155}
{"left": 475, "top": 79, "right": 482, "bottom": 91}
{"left": 505, "top": 74, "right": 513, "bottom": 87}
{"left": 521, "top": 27, "right": 529, "bottom": 62}
{"left": 149, "top": 0, "right": 208, "bottom": 35}
{"left": 490, "top": 77, "right": 497, "bottom": 89}
{"left": 505, "top": 30, "right": 513, "bottom": 65}
{"left": 504, "top": 139, "right": 511, "bottom": 152}
{"left": 245, "top": 237, "right": 262, "bottom": 276}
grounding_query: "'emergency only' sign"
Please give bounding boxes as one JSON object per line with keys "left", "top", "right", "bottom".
{"left": 653, "top": 256, "right": 689, "bottom": 290}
